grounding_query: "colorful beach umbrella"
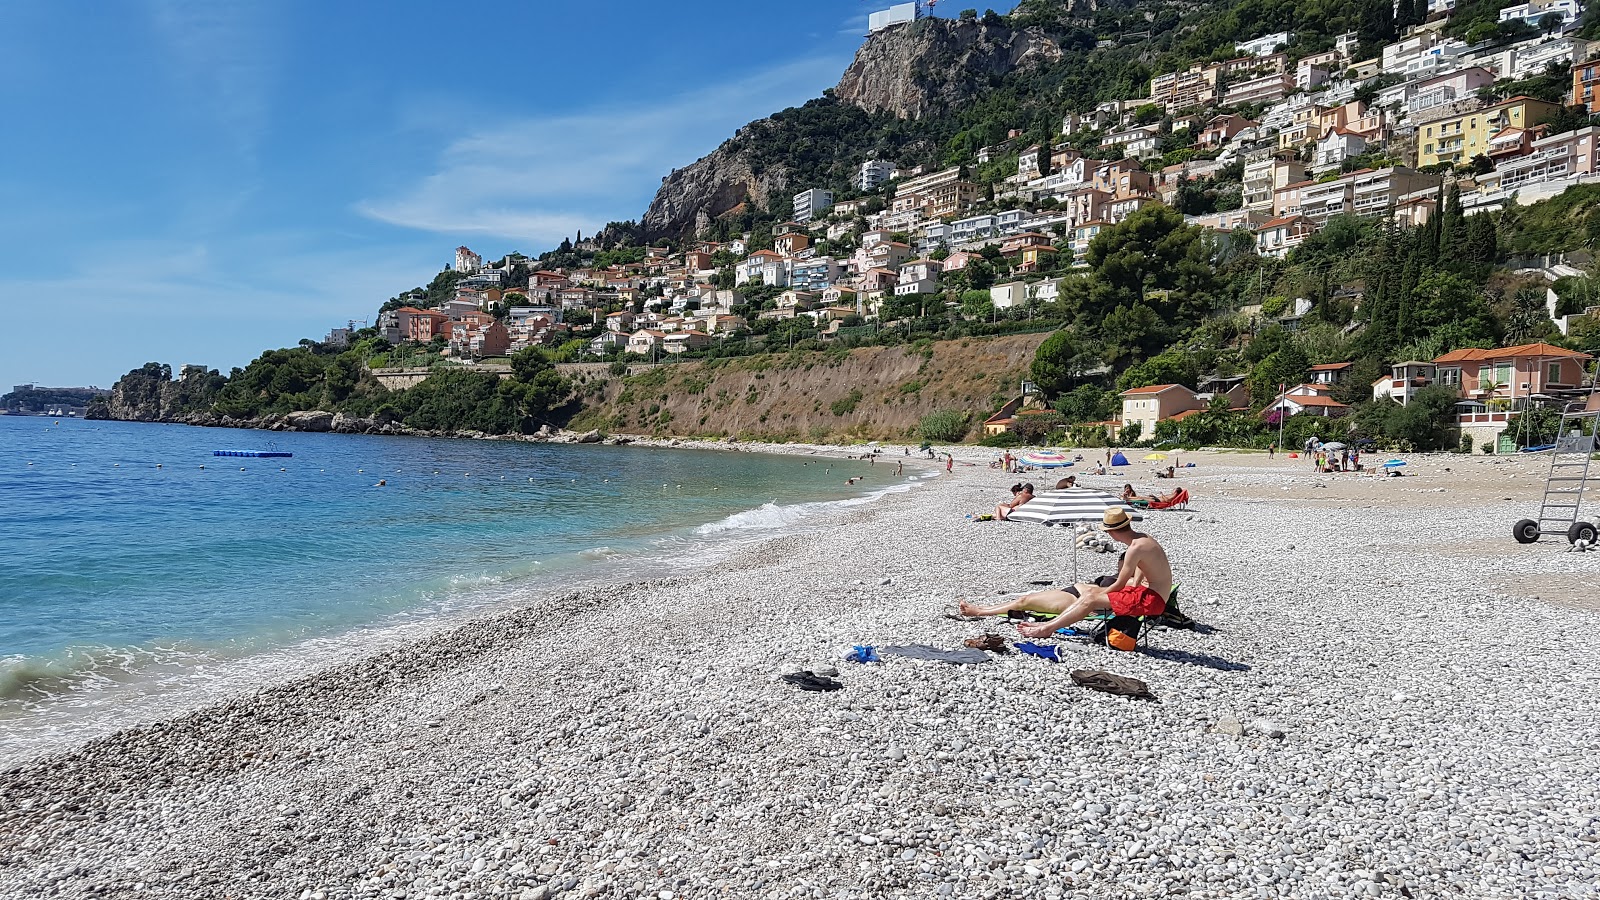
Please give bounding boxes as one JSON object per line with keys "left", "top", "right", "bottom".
{"left": 1018, "top": 450, "right": 1073, "bottom": 468}
{"left": 1144, "top": 452, "right": 1167, "bottom": 461}
{"left": 1383, "top": 459, "right": 1406, "bottom": 468}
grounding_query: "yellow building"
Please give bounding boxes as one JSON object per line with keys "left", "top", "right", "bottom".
{"left": 1415, "top": 96, "right": 1560, "bottom": 169}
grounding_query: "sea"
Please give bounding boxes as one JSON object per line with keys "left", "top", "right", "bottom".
{"left": 0, "top": 416, "right": 922, "bottom": 766}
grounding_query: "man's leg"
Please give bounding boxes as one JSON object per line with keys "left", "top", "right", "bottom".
{"left": 1017, "top": 585, "right": 1112, "bottom": 638}
{"left": 958, "top": 587, "right": 1077, "bottom": 617}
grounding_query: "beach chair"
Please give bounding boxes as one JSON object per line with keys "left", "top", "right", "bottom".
{"left": 1146, "top": 488, "right": 1190, "bottom": 511}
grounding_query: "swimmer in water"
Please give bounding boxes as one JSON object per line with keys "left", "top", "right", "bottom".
{"left": 375, "top": 479, "right": 387, "bottom": 487}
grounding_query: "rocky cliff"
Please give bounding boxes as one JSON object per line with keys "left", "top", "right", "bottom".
{"left": 567, "top": 332, "right": 1051, "bottom": 442}
{"left": 639, "top": 17, "right": 1065, "bottom": 241}
{"left": 640, "top": 133, "right": 797, "bottom": 243}
{"left": 833, "top": 18, "right": 1063, "bottom": 120}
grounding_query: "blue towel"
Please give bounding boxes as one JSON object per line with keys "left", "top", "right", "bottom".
{"left": 1015, "top": 641, "right": 1061, "bottom": 663}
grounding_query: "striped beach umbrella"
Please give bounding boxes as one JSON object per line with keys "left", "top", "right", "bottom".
{"left": 1007, "top": 488, "right": 1141, "bottom": 581}
{"left": 1007, "top": 487, "right": 1143, "bottom": 526}
{"left": 1018, "top": 449, "right": 1073, "bottom": 468}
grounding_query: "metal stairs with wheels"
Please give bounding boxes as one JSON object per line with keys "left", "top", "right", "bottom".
{"left": 1515, "top": 363, "right": 1600, "bottom": 545}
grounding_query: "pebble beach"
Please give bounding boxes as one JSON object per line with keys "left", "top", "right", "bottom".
{"left": 1, "top": 447, "right": 1597, "bottom": 900}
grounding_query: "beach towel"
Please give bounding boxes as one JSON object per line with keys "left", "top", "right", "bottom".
{"left": 879, "top": 645, "right": 990, "bottom": 665}
{"left": 782, "top": 671, "right": 843, "bottom": 692}
{"left": 1070, "top": 669, "right": 1157, "bottom": 701}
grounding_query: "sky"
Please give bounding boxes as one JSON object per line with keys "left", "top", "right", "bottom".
{"left": 0, "top": 0, "right": 1009, "bottom": 389}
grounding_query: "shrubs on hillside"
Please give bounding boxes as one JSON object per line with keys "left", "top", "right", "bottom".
{"left": 919, "top": 410, "right": 971, "bottom": 442}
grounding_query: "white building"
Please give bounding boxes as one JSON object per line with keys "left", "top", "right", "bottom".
{"left": 1498, "top": 0, "right": 1583, "bottom": 29}
{"left": 857, "top": 159, "right": 895, "bottom": 192}
{"left": 454, "top": 246, "right": 482, "bottom": 274}
{"left": 990, "top": 281, "right": 1028, "bottom": 309}
{"left": 1238, "top": 31, "right": 1292, "bottom": 57}
{"left": 1316, "top": 127, "right": 1368, "bottom": 168}
{"left": 1099, "top": 124, "right": 1162, "bottom": 158}
{"left": 867, "top": 1, "right": 918, "bottom": 32}
{"left": 793, "top": 188, "right": 834, "bottom": 224}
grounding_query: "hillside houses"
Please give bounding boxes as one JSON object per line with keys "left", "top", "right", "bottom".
{"left": 365, "top": 2, "right": 1600, "bottom": 379}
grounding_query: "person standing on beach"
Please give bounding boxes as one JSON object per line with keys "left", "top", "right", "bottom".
{"left": 945, "top": 453, "right": 954, "bottom": 474}
{"left": 959, "top": 507, "right": 1171, "bottom": 634}
{"left": 1268, "top": 444, "right": 1275, "bottom": 460}
{"left": 896, "top": 460, "right": 904, "bottom": 476}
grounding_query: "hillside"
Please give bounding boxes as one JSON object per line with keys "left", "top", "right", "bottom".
{"left": 568, "top": 333, "right": 1050, "bottom": 441}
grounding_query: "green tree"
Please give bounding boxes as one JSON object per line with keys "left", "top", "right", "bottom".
{"left": 1030, "top": 330, "right": 1085, "bottom": 397}
{"left": 1072, "top": 205, "right": 1220, "bottom": 366}
{"left": 1246, "top": 345, "right": 1310, "bottom": 411}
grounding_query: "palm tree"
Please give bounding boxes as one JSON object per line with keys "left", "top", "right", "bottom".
{"left": 1505, "top": 285, "right": 1550, "bottom": 344}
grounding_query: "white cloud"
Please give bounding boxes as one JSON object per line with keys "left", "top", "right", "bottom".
{"left": 357, "top": 54, "right": 851, "bottom": 246}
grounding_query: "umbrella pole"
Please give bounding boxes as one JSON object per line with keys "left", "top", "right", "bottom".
{"left": 1071, "top": 526, "right": 1080, "bottom": 584}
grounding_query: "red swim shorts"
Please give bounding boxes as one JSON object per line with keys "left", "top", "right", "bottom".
{"left": 1106, "top": 585, "right": 1166, "bottom": 617}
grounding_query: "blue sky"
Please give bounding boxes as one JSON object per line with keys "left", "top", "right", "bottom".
{"left": 0, "top": 0, "right": 1006, "bottom": 389}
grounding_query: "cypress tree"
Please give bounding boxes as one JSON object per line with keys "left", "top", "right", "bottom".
{"left": 1439, "top": 183, "right": 1465, "bottom": 266}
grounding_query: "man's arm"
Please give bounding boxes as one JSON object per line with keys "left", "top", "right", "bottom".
{"left": 1104, "top": 544, "right": 1143, "bottom": 593}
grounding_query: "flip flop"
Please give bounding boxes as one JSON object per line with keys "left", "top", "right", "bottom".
{"left": 846, "top": 646, "right": 880, "bottom": 663}
{"left": 781, "top": 671, "right": 843, "bottom": 692}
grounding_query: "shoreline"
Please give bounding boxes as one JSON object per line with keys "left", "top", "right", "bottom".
{"left": 2, "top": 451, "right": 1597, "bottom": 897}
{"left": 0, "top": 427, "right": 941, "bottom": 767}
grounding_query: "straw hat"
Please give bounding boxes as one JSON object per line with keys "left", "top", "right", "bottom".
{"left": 1101, "top": 507, "right": 1133, "bottom": 531}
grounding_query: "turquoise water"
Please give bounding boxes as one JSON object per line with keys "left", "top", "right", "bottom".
{"left": 0, "top": 416, "right": 910, "bottom": 764}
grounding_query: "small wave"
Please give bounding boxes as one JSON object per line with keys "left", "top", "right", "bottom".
{"left": 695, "top": 501, "right": 818, "bottom": 534}
{"left": 695, "top": 478, "right": 926, "bottom": 536}
{"left": 0, "top": 645, "right": 206, "bottom": 703}
{"left": 579, "top": 546, "right": 623, "bottom": 560}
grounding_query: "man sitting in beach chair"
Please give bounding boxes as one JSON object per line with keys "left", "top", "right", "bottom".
{"left": 958, "top": 508, "right": 1172, "bottom": 638}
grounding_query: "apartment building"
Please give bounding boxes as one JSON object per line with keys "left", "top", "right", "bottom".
{"left": 1100, "top": 124, "right": 1163, "bottom": 157}
{"left": 1149, "top": 66, "right": 1221, "bottom": 111}
{"left": 1255, "top": 215, "right": 1318, "bottom": 258}
{"left": 1274, "top": 167, "right": 1442, "bottom": 222}
{"left": 856, "top": 159, "right": 895, "bottom": 192}
{"left": 1499, "top": 0, "right": 1582, "bottom": 29}
{"left": 1415, "top": 96, "right": 1562, "bottom": 167}
{"left": 1238, "top": 31, "right": 1291, "bottom": 57}
{"left": 1408, "top": 67, "right": 1497, "bottom": 117}
{"left": 792, "top": 188, "right": 834, "bottom": 223}
{"left": 1477, "top": 125, "right": 1600, "bottom": 194}
{"left": 1224, "top": 72, "right": 1295, "bottom": 107}
{"left": 1575, "top": 57, "right": 1600, "bottom": 112}
{"left": 1243, "top": 155, "right": 1310, "bottom": 211}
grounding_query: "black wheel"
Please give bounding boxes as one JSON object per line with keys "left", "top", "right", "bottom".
{"left": 1568, "top": 521, "right": 1598, "bottom": 545}
{"left": 1513, "top": 519, "right": 1541, "bottom": 544}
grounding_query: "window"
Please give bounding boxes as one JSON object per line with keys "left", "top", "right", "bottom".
{"left": 1495, "top": 363, "right": 1513, "bottom": 387}
{"left": 1548, "top": 361, "right": 1563, "bottom": 385}
{"left": 1441, "top": 367, "right": 1461, "bottom": 385}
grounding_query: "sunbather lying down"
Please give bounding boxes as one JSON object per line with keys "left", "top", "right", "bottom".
{"left": 957, "top": 508, "right": 1172, "bottom": 638}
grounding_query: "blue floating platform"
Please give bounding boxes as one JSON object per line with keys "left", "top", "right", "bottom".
{"left": 213, "top": 450, "right": 293, "bottom": 458}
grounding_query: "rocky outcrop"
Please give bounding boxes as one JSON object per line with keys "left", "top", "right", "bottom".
{"left": 638, "top": 16, "right": 1064, "bottom": 240}
{"left": 640, "top": 133, "right": 795, "bottom": 242}
{"left": 92, "top": 363, "right": 225, "bottom": 423}
{"left": 834, "top": 18, "right": 1063, "bottom": 120}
